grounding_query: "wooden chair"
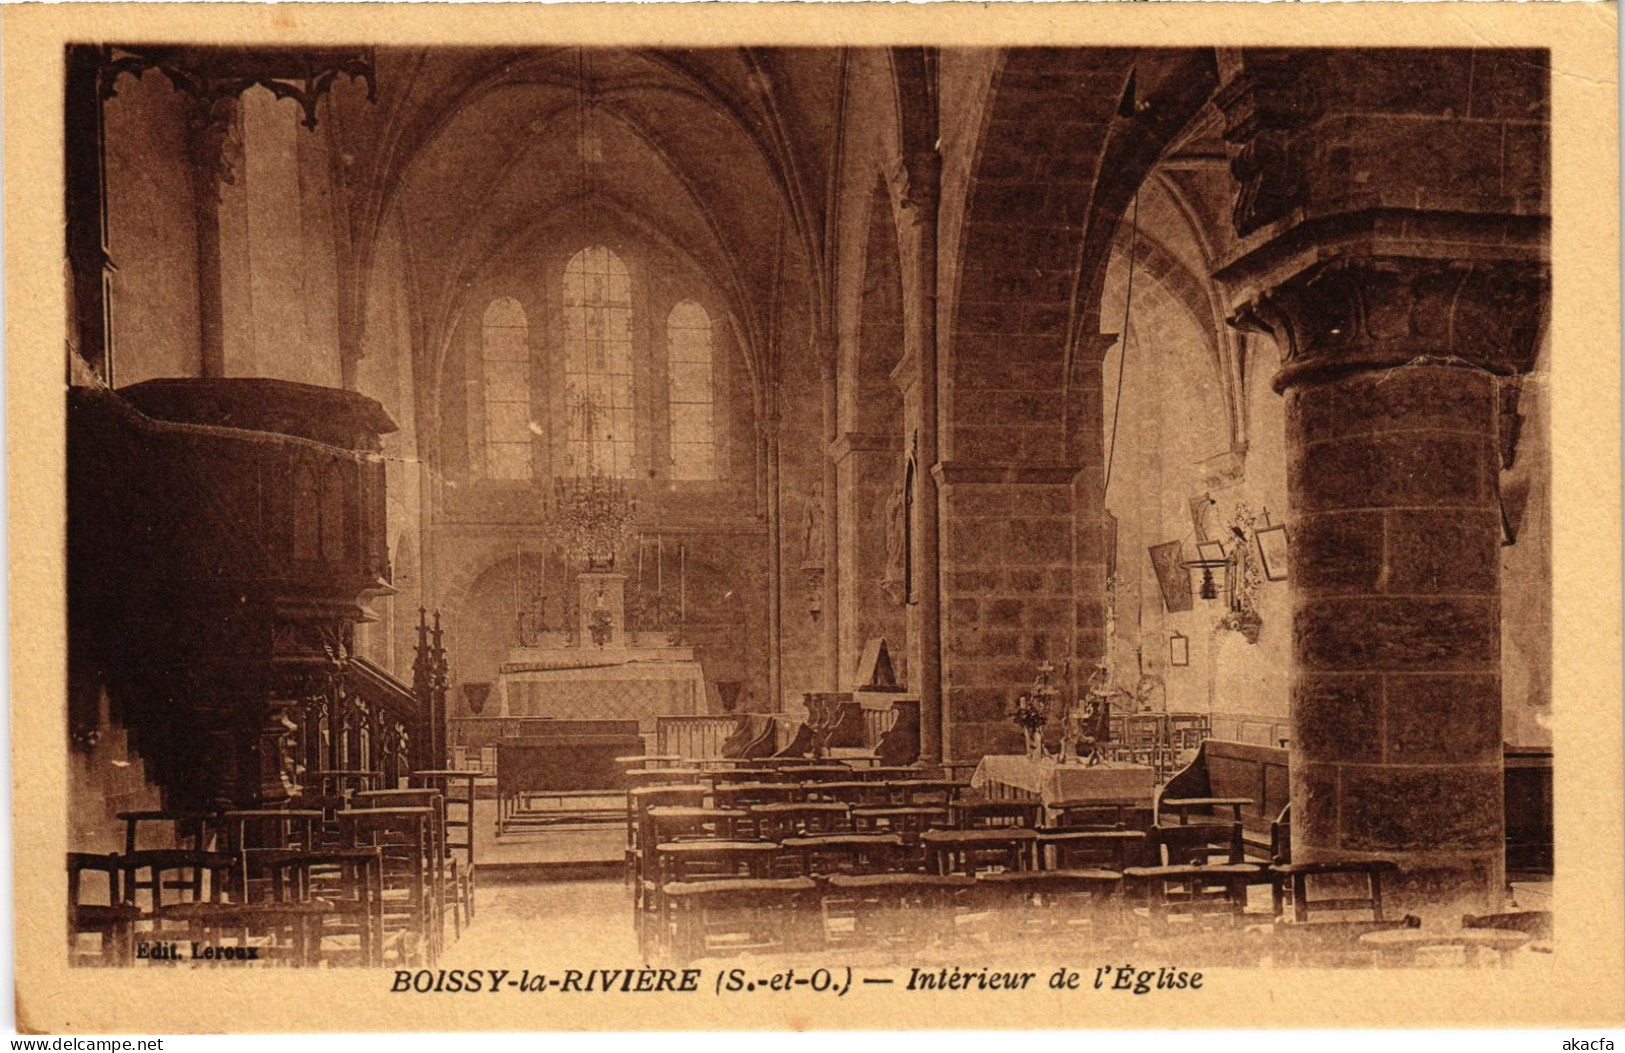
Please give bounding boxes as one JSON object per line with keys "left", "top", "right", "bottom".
{"left": 708, "top": 767, "right": 793, "bottom": 784}
{"left": 850, "top": 805, "right": 950, "bottom": 840}
{"left": 219, "top": 809, "right": 321, "bottom": 902}
{"left": 647, "top": 807, "right": 748, "bottom": 846}
{"left": 68, "top": 852, "right": 140, "bottom": 965}
{"left": 887, "top": 779, "right": 965, "bottom": 807}
{"left": 1122, "top": 823, "right": 1260, "bottom": 931}
{"left": 643, "top": 840, "right": 782, "bottom": 958}
{"left": 746, "top": 801, "right": 850, "bottom": 841}
{"left": 853, "top": 765, "right": 930, "bottom": 783}
{"left": 355, "top": 789, "right": 449, "bottom": 939}
{"left": 780, "top": 832, "right": 904, "bottom": 876}
{"left": 116, "top": 811, "right": 222, "bottom": 908}
{"left": 1047, "top": 802, "right": 1153, "bottom": 832}
{"left": 976, "top": 868, "right": 1126, "bottom": 939}
{"left": 1167, "top": 713, "right": 1211, "bottom": 752}
{"left": 712, "top": 782, "right": 803, "bottom": 808}
{"left": 338, "top": 807, "right": 436, "bottom": 965}
{"left": 262, "top": 848, "right": 386, "bottom": 966}
{"left": 922, "top": 828, "right": 1039, "bottom": 876}
{"left": 804, "top": 780, "right": 890, "bottom": 806}
{"left": 822, "top": 872, "right": 976, "bottom": 947}
{"left": 1268, "top": 807, "right": 1398, "bottom": 922}
{"left": 121, "top": 850, "right": 236, "bottom": 920}
{"left": 777, "top": 764, "right": 854, "bottom": 782}
{"left": 410, "top": 771, "right": 480, "bottom": 931}
{"left": 1038, "top": 829, "right": 1150, "bottom": 872}
{"left": 117, "top": 809, "right": 218, "bottom": 855}
{"left": 1155, "top": 821, "right": 1245, "bottom": 866}
{"left": 627, "top": 785, "right": 710, "bottom": 888}
{"left": 159, "top": 901, "right": 328, "bottom": 966}
{"left": 952, "top": 799, "right": 1043, "bottom": 830}
{"left": 661, "top": 877, "right": 821, "bottom": 964}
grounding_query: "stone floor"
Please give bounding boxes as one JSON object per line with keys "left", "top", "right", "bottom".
{"left": 473, "top": 797, "right": 624, "bottom": 872}
{"left": 435, "top": 876, "right": 1553, "bottom": 972}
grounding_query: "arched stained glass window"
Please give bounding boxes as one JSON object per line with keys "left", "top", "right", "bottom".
{"left": 562, "top": 247, "right": 635, "bottom": 478}
{"left": 482, "top": 297, "right": 531, "bottom": 480}
{"left": 667, "top": 301, "right": 714, "bottom": 480}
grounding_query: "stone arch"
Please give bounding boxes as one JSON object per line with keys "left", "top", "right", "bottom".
{"left": 930, "top": 47, "right": 1220, "bottom": 760}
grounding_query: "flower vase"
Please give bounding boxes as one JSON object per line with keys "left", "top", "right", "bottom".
{"left": 1024, "top": 727, "right": 1045, "bottom": 761}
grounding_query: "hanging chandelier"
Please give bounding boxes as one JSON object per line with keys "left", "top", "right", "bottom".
{"left": 543, "top": 392, "right": 638, "bottom": 572}
{"left": 538, "top": 49, "right": 638, "bottom": 574}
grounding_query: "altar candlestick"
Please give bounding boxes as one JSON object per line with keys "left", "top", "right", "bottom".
{"left": 657, "top": 535, "right": 664, "bottom": 596}
{"left": 680, "top": 542, "right": 686, "bottom": 624}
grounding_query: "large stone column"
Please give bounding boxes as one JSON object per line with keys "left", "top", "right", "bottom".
{"left": 1235, "top": 257, "right": 1545, "bottom": 909}
{"left": 1215, "top": 46, "right": 1549, "bottom": 911}
{"left": 901, "top": 148, "right": 945, "bottom": 763}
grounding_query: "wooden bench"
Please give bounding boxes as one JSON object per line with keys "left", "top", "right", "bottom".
{"left": 1164, "top": 739, "right": 1556, "bottom": 876}
{"left": 1159, "top": 739, "right": 1289, "bottom": 862}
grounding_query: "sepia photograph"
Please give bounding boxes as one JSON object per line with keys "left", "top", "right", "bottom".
{"left": 8, "top": 1, "right": 1621, "bottom": 1034}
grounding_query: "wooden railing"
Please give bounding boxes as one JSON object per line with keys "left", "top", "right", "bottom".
{"left": 860, "top": 701, "right": 901, "bottom": 746}
{"left": 657, "top": 715, "right": 740, "bottom": 764}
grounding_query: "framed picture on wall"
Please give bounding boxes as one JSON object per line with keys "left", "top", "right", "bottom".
{"left": 1148, "top": 540, "right": 1193, "bottom": 613}
{"left": 1169, "top": 632, "right": 1190, "bottom": 667}
{"left": 1255, "top": 523, "right": 1289, "bottom": 581}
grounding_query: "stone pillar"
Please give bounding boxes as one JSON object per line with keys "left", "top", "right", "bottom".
{"left": 185, "top": 96, "right": 242, "bottom": 379}
{"left": 1235, "top": 257, "right": 1545, "bottom": 909}
{"left": 763, "top": 412, "right": 784, "bottom": 711}
{"left": 901, "top": 148, "right": 945, "bottom": 764}
{"left": 817, "top": 349, "right": 841, "bottom": 690}
{"left": 1215, "top": 46, "right": 1549, "bottom": 911}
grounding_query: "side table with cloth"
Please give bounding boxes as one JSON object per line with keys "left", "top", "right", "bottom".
{"left": 968, "top": 756, "right": 1156, "bottom": 823}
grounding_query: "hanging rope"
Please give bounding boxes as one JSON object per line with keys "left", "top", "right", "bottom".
{"left": 1102, "top": 189, "right": 1140, "bottom": 495}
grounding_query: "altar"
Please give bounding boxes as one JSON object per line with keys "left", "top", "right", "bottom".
{"left": 969, "top": 755, "right": 1156, "bottom": 807}
{"left": 493, "top": 570, "right": 707, "bottom": 734}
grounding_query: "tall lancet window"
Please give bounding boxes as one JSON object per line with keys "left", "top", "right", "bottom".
{"left": 481, "top": 296, "right": 531, "bottom": 480}
{"left": 666, "top": 301, "right": 715, "bottom": 480}
{"left": 562, "top": 247, "right": 634, "bottom": 477}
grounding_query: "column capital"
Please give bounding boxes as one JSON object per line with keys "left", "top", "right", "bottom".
{"left": 1230, "top": 255, "right": 1547, "bottom": 393}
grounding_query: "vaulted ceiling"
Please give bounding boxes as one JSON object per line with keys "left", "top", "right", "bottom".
{"left": 321, "top": 48, "right": 844, "bottom": 379}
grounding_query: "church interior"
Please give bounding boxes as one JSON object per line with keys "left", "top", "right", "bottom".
{"left": 65, "top": 44, "right": 1552, "bottom": 969}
